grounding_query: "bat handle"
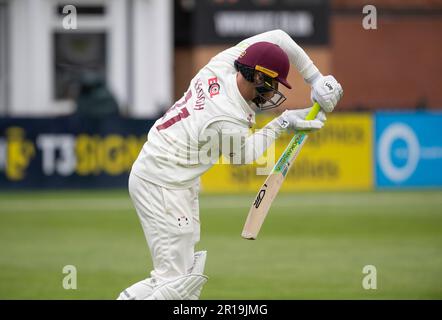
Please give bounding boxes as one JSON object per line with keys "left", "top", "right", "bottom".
{"left": 305, "top": 102, "right": 321, "bottom": 121}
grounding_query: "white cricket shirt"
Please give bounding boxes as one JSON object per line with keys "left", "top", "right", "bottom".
{"left": 131, "top": 30, "right": 319, "bottom": 189}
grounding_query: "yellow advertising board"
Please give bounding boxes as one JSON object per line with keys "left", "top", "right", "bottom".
{"left": 201, "top": 113, "right": 373, "bottom": 192}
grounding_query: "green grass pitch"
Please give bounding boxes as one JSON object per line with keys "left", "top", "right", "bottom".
{"left": 0, "top": 190, "right": 441, "bottom": 299}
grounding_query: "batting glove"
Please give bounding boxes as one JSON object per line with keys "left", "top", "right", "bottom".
{"left": 310, "top": 74, "right": 343, "bottom": 113}
{"left": 277, "top": 107, "right": 327, "bottom": 131}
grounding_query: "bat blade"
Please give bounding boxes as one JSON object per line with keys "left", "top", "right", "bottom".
{"left": 241, "top": 134, "right": 308, "bottom": 240}
{"left": 241, "top": 102, "right": 320, "bottom": 240}
{"left": 241, "top": 174, "right": 283, "bottom": 239}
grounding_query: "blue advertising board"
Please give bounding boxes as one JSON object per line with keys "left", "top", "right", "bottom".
{"left": 375, "top": 112, "right": 442, "bottom": 188}
{"left": 0, "top": 116, "right": 154, "bottom": 189}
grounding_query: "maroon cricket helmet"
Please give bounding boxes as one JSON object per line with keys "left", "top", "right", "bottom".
{"left": 236, "top": 41, "right": 292, "bottom": 89}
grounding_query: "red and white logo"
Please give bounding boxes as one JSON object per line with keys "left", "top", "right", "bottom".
{"left": 208, "top": 77, "right": 220, "bottom": 98}
{"left": 194, "top": 78, "right": 205, "bottom": 110}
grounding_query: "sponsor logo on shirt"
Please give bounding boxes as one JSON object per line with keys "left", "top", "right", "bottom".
{"left": 194, "top": 78, "right": 205, "bottom": 110}
{"left": 208, "top": 77, "right": 220, "bottom": 98}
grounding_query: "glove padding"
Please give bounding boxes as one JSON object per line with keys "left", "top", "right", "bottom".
{"left": 277, "top": 107, "right": 327, "bottom": 132}
{"left": 310, "top": 75, "right": 343, "bottom": 113}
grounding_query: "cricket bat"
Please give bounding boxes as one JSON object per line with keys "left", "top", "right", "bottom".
{"left": 241, "top": 102, "right": 321, "bottom": 240}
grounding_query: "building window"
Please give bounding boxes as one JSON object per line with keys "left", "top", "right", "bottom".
{"left": 53, "top": 32, "right": 107, "bottom": 100}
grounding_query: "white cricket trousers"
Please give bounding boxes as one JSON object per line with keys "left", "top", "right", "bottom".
{"left": 128, "top": 171, "right": 201, "bottom": 281}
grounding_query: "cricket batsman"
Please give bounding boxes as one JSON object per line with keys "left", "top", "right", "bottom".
{"left": 117, "top": 29, "right": 343, "bottom": 300}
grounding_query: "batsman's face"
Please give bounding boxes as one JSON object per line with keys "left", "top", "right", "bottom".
{"left": 253, "top": 73, "right": 287, "bottom": 110}
{"left": 262, "top": 80, "right": 278, "bottom": 99}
